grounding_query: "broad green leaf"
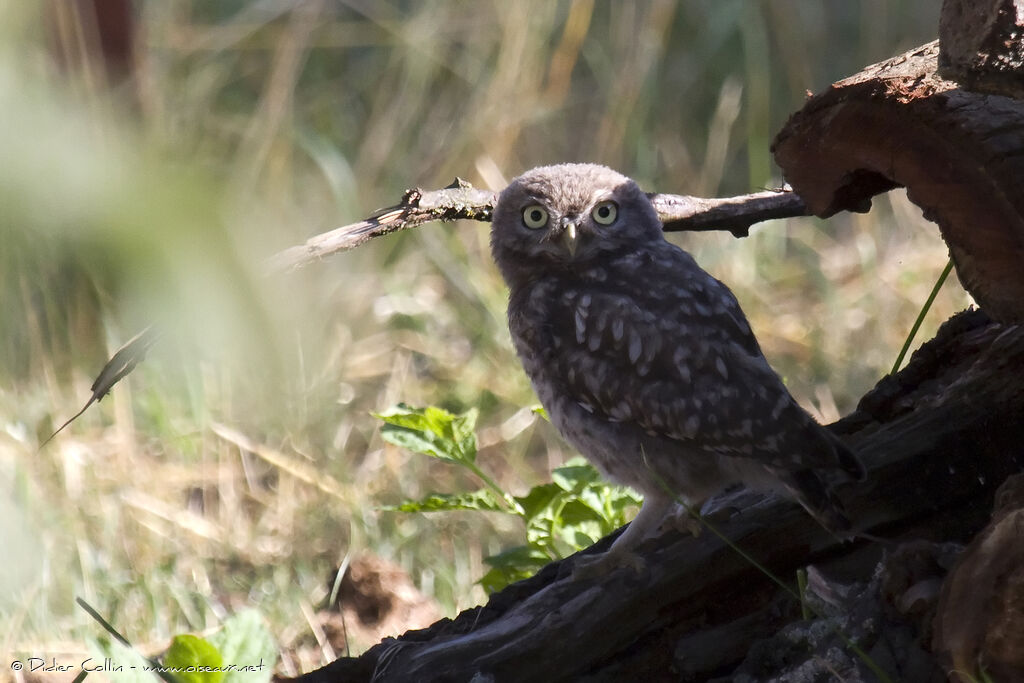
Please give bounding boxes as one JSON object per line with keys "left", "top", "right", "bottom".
{"left": 374, "top": 403, "right": 478, "bottom": 464}
{"left": 479, "top": 566, "right": 533, "bottom": 594}
{"left": 207, "top": 609, "right": 276, "bottom": 683}
{"left": 525, "top": 518, "right": 555, "bottom": 549}
{"left": 513, "top": 483, "right": 561, "bottom": 524}
{"left": 551, "top": 461, "right": 602, "bottom": 493}
{"left": 164, "top": 634, "right": 224, "bottom": 683}
{"left": 559, "top": 524, "right": 605, "bottom": 549}
{"left": 575, "top": 486, "right": 612, "bottom": 521}
{"left": 448, "top": 407, "right": 479, "bottom": 460}
{"left": 523, "top": 498, "right": 564, "bottom": 549}
{"left": 558, "top": 499, "right": 606, "bottom": 527}
{"left": 379, "top": 423, "right": 460, "bottom": 463}
{"left": 554, "top": 500, "right": 607, "bottom": 547}
{"left": 483, "top": 544, "right": 551, "bottom": 570}
{"left": 581, "top": 484, "right": 641, "bottom": 533}
{"left": 479, "top": 545, "right": 551, "bottom": 593}
{"left": 607, "top": 488, "right": 643, "bottom": 517}
{"left": 383, "top": 489, "right": 505, "bottom": 513}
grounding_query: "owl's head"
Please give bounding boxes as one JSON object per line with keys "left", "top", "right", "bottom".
{"left": 491, "top": 164, "right": 663, "bottom": 280}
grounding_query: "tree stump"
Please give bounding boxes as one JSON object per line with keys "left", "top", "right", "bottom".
{"left": 772, "top": 42, "right": 1024, "bottom": 324}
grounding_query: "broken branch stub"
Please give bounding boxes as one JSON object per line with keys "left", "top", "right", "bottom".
{"left": 772, "top": 40, "right": 1024, "bottom": 322}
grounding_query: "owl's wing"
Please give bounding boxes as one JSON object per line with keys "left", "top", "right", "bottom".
{"left": 551, "top": 248, "right": 849, "bottom": 473}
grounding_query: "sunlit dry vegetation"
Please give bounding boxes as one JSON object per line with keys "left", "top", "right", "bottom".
{"left": 1, "top": 0, "right": 968, "bottom": 675}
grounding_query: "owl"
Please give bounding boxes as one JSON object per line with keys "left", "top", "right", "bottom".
{"left": 490, "top": 163, "right": 865, "bottom": 574}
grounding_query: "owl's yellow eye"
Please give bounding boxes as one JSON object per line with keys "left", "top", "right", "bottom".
{"left": 522, "top": 205, "right": 549, "bottom": 229}
{"left": 592, "top": 200, "right": 618, "bottom": 225}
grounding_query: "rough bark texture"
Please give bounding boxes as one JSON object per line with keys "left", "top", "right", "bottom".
{"left": 932, "top": 473, "right": 1024, "bottom": 681}
{"left": 287, "top": 311, "right": 1024, "bottom": 683}
{"left": 938, "top": 0, "right": 1024, "bottom": 97}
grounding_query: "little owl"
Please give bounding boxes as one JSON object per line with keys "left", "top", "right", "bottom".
{"left": 490, "top": 163, "right": 864, "bottom": 574}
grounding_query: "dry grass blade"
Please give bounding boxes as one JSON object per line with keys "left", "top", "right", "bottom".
{"left": 299, "top": 599, "right": 336, "bottom": 664}
{"left": 121, "top": 489, "right": 225, "bottom": 543}
{"left": 211, "top": 422, "right": 349, "bottom": 502}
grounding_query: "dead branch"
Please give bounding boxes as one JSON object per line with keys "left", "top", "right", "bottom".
{"left": 264, "top": 181, "right": 809, "bottom": 274}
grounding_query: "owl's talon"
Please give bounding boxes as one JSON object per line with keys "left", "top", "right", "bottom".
{"left": 571, "top": 548, "right": 646, "bottom": 581}
{"left": 678, "top": 514, "right": 704, "bottom": 537}
{"left": 659, "top": 504, "right": 704, "bottom": 537}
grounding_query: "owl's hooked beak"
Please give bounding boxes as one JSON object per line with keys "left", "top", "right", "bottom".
{"left": 561, "top": 220, "right": 579, "bottom": 256}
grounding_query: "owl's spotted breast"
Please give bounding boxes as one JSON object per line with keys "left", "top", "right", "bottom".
{"left": 508, "top": 243, "right": 848, "bottom": 476}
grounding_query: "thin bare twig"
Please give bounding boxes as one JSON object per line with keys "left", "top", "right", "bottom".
{"left": 651, "top": 188, "right": 808, "bottom": 236}
{"left": 265, "top": 178, "right": 809, "bottom": 274}
{"left": 265, "top": 179, "right": 496, "bottom": 274}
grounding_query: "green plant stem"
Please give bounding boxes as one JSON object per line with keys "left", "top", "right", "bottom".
{"left": 796, "top": 568, "right": 811, "bottom": 620}
{"left": 464, "top": 460, "right": 524, "bottom": 515}
{"left": 892, "top": 259, "right": 954, "bottom": 374}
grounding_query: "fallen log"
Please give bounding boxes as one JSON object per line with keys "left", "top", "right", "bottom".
{"left": 288, "top": 309, "right": 1023, "bottom": 682}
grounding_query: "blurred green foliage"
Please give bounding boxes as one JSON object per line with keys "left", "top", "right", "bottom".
{"left": 1, "top": 0, "right": 968, "bottom": 673}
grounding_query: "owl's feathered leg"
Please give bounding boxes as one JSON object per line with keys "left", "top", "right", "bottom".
{"left": 660, "top": 501, "right": 706, "bottom": 537}
{"left": 571, "top": 493, "right": 675, "bottom": 580}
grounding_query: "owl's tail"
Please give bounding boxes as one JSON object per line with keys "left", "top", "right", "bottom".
{"left": 783, "top": 468, "right": 855, "bottom": 535}
{"left": 825, "top": 429, "right": 867, "bottom": 482}
{"left": 780, "top": 432, "right": 865, "bottom": 536}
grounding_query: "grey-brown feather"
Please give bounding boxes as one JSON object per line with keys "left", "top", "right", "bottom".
{"left": 491, "top": 163, "right": 863, "bottom": 533}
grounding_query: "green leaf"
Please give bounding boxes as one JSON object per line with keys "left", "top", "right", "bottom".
{"left": 551, "top": 460, "right": 602, "bottom": 493}
{"left": 531, "top": 405, "right": 549, "bottom": 421}
{"left": 479, "top": 545, "right": 551, "bottom": 593}
{"left": 608, "top": 487, "right": 644, "bottom": 512}
{"left": 555, "top": 500, "right": 607, "bottom": 546}
{"left": 164, "top": 634, "right": 224, "bottom": 683}
{"left": 383, "top": 489, "right": 506, "bottom": 513}
{"left": 374, "top": 406, "right": 642, "bottom": 588}
{"left": 513, "top": 483, "right": 561, "bottom": 524}
{"left": 374, "top": 403, "right": 478, "bottom": 465}
{"left": 207, "top": 609, "right": 276, "bottom": 683}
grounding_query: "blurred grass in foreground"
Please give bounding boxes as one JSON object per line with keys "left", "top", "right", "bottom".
{"left": 1, "top": 0, "right": 969, "bottom": 674}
